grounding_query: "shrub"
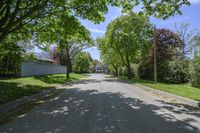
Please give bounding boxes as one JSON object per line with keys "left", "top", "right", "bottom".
{"left": 0, "top": 43, "right": 22, "bottom": 77}
{"left": 167, "top": 57, "right": 189, "bottom": 84}
{"left": 138, "top": 59, "right": 154, "bottom": 80}
{"left": 189, "top": 56, "right": 200, "bottom": 88}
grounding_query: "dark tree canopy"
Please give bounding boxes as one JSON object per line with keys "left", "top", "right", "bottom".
{"left": 155, "top": 28, "right": 184, "bottom": 61}
{"left": 138, "top": 28, "right": 185, "bottom": 82}
{"left": 0, "top": 0, "right": 190, "bottom": 43}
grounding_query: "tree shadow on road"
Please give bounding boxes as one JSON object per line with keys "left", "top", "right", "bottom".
{"left": 155, "top": 100, "right": 200, "bottom": 117}
{"left": 1, "top": 86, "right": 200, "bottom": 133}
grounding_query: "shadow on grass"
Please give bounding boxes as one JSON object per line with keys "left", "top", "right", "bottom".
{"left": 0, "top": 87, "right": 199, "bottom": 132}
{"left": 0, "top": 81, "right": 51, "bottom": 105}
{"left": 33, "top": 75, "right": 78, "bottom": 84}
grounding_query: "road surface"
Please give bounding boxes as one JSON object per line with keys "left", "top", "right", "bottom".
{"left": 1, "top": 74, "right": 200, "bottom": 133}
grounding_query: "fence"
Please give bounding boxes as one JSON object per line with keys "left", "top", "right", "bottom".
{"left": 21, "top": 61, "right": 66, "bottom": 77}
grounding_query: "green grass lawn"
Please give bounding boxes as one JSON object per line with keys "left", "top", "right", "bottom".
{"left": 119, "top": 76, "right": 200, "bottom": 101}
{"left": 0, "top": 73, "right": 86, "bottom": 105}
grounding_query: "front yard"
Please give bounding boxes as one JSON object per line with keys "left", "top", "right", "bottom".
{"left": 0, "top": 73, "right": 86, "bottom": 105}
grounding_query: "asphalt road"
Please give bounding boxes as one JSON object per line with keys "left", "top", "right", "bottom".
{"left": 1, "top": 74, "right": 200, "bottom": 133}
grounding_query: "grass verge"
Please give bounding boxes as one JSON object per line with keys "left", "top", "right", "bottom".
{"left": 0, "top": 73, "right": 86, "bottom": 105}
{"left": 119, "top": 76, "right": 200, "bottom": 101}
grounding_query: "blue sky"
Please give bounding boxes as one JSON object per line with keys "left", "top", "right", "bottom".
{"left": 82, "top": 0, "right": 200, "bottom": 60}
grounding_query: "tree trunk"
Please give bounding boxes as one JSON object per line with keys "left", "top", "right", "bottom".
{"left": 115, "top": 68, "right": 118, "bottom": 77}
{"left": 112, "top": 64, "right": 118, "bottom": 77}
{"left": 66, "top": 61, "right": 70, "bottom": 79}
{"left": 66, "top": 46, "right": 70, "bottom": 79}
{"left": 127, "top": 62, "right": 132, "bottom": 80}
{"left": 125, "top": 53, "right": 132, "bottom": 79}
{"left": 68, "top": 58, "right": 72, "bottom": 72}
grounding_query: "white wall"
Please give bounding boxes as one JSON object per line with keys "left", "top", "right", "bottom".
{"left": 21, "top": 61, "right": 66, "bottom": 77}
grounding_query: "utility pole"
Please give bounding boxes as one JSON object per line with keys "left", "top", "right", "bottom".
{"left": 154, "top": 27, "right": 157, "bottom": 84}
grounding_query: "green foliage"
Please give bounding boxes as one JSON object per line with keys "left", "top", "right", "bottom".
{"left": 121, "top": 66, "right": 128, "bottom": 76}
{"left": 0, "top": 42, "right": 22, "bottom": 77}
{"left": 73, "top": 52, "right": 91, "bottom": 73}
{"left": 138, "top": 63, "right": 152, "bottom": 80}
{"left": 36, "top": 11, "right": 92, "bottom": 79}
{"left": 167, "top": 57, "right": 189, "bottom": 84}
{"left": 190, "top": 34, "right": 200, "bottom": 57}
{"left": 104, "top": 12, "right": 153, "bottom": 79}
{"left": 188, "top": 34, "right": 200, "bottom": 88}
{"left": 138, "top": 28, "right": 186, "bottom": 83}
{"left": 131, "top": 64, "right": 139, "bottom": 78}
{"left": 189, "top": 56, "right": 200, "bottom": 88}
{"left": 0, "top": 0, "right": 190, "bottom": 43}
{"left": 97, "top": 37, "right": 122, "bottom": 76}
{"left": 118, "top": 67, "right": 123, "bottom": 76}
{"left": 22, "top": 52, "right": 38, "bottom": 61}
{"left": 0, "top": 32, "right": 34, "bottom": 77}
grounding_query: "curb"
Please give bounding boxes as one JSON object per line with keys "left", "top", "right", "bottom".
{"left": 0, "top": 88, "right": 62, "bottom": 116}
{"left": 135, "top": 84, "right": 200, "bottom": 108}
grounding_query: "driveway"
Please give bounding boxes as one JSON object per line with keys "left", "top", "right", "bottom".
{"left": 0, "top": 74, "right": 200, "bottom": 133}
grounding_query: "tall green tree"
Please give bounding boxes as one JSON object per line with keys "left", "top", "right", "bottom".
{"left": 97, "top": 37, "right": 121, "bottom": 76}
{"left": 37, "top": 13, "right": 91, "bottom": 79}
{"left": 190, "top": 34, "right": 200, "bottom": 57}
{"left": 189, "top": 34, "right": 200, "bottom": 88}
{"left": 73, "top": 52, "right": 91, "bottom": 73}
{"left": 105, "top": 12, "right": 153, "bottom": 79}
{"left": 175, "top": 23, "right": 197, "bottom": 55}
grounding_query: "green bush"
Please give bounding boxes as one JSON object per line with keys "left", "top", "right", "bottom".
{"left": 138, "top": 60, "right": 154, "bottom": 80}
{"left": 22, "top": 52, "right": 38, "bottom": 61}
{"left": 121, "top": 66, "right": 127, "bottom": 76}
{"left": 167, "top": 58, "right": 189, "bottom": 84}
{"left": 138, "top": 58, "right": 189, "bottom": 84}
{"left": 119, "top": 65, "right": 136, "bottom": 78}
{"left": 131, "top": 64, "right": 139, "bottom": 78}
{"left": 0, "top": 43, "right": 22, "bottom": 77}
{"left": 189, "top": 56, "right": 200, "bottom": 88}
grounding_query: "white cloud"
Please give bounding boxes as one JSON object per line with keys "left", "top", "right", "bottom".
{"left": 189, "top": 0, "right": 200, "bottom": 3}
{"left": 87, "top": 28, "right": 105, "bottom": 34}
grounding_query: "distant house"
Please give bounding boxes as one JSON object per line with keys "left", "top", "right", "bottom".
{"left": 95, "top": 66, "right": 103, "bottom": 73}
{"left": 102, "top": 65, "right": 109, "bottom": 74}
{"left": 89, "top": 59, "right": 109, "bottom": 73}
{"left": 95, "top": 65, "right": 109, "bottom": 73}
{"left": 90, "top": 59, "right": 100, "bottom": 73}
